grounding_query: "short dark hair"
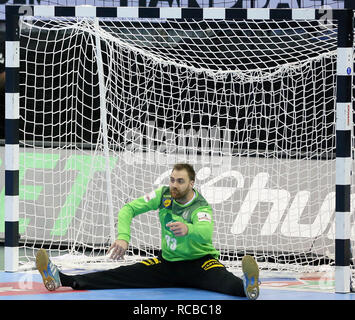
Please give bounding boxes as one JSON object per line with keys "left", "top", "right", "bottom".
{"left": 172, "top": 163, "right": 195, "bottom": 182}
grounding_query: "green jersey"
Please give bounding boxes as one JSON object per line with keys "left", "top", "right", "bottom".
{"left": 117, "top": 186, "right": 219, "bottom": 261}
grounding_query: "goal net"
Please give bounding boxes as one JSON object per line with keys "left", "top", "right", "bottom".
{"left": 15, "top": 11, "right": 352, "bottom": 276}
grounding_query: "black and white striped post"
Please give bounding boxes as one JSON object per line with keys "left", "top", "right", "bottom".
{"left": 335, "top": 9, "right": 354, "bottom": 293}
{"left": 4, "top": 6, "right": 20, "bottom": 272}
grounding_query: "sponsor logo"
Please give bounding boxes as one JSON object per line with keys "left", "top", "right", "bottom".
{"left": 0, "top": 281, "right": 85, "bottom": 296}
{"left": 154, "top": 167, "right": 354, "bottom": 242}
{"left": 201, "top": 259, "right": 224, "bottom": 271}
{"left": 0, "top": 273, "right": 87, "bottom": 296}
{"left": 163, "top": 198, "right": 172, "bottom": 208}
{"left": 197, "top": 212, "right": 212, "bottom": 222}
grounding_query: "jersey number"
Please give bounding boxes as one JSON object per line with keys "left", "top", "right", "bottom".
{"left": 165, "top": 235, "right": 177, "bottom": 251}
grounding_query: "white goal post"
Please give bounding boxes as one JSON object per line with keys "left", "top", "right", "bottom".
{"left": 3, "top": 5, "right": 354, "bottom": 293}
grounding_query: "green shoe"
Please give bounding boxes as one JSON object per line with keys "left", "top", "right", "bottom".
{"left": 242, "top": 255, "right": 260, "bottom": 300}
{"left": 36, "top": 249, "right": 61, "bottom": 291}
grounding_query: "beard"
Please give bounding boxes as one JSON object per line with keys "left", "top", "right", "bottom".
{"left": 170, "top": 187, "right": 188, "bottom": 200}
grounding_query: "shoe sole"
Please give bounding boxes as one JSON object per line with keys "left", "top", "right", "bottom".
{"left": 242, "top": 255, "right": 260, "bottom": 299}
{"left": 36, "top": 249, "right": 57, "bottom": 291}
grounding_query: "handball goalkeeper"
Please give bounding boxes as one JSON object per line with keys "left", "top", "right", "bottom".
{"left": 36, "top": 163, "right": 260, "bottom": 299}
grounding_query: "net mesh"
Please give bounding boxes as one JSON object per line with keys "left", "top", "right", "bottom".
{"left": 17, "top": 16, "right": 349, "bottom": 275}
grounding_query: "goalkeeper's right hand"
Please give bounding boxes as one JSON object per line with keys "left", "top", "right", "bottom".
{"left": 108, "top": 239, "right": 128, "bottom": 260}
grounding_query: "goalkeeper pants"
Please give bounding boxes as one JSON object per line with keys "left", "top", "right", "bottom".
{"left": 59, "top": 254, "right": 246, "bottom": 297}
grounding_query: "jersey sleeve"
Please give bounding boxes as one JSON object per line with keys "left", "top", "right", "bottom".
{"left": 186, "top": 206, "right": 214, "bottom": 244}
{"left": 117, "top": 187, "right": 163, "bottom": 243}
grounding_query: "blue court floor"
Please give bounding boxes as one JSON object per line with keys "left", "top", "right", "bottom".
{"left": 1, "top": 270, "right": 355, "bottom": 300}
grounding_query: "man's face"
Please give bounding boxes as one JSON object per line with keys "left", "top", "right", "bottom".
{"left": 169, "top": 169, "right": 194, "bottom": 200}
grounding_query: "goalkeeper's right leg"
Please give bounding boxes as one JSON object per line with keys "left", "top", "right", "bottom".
{"left": 36, "top": 254, "right": 178, "bottom": 291}
{"left": 36, "top": 249, "right": 62, "bottom": 291}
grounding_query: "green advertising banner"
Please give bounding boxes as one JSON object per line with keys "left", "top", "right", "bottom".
{"left": 0, "top": 146, "right": 353, "bottom": 258}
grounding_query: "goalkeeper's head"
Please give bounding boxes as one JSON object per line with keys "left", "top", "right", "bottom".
{"left": 169, "top": 163, "right": 196, "bottom": 203}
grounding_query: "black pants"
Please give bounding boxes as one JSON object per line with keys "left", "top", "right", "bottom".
{"left": 61, "top": 254, "right": 246, "bottom": 297}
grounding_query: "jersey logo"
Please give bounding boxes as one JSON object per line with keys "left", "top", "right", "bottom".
{"left": 197, "top": 212, "right": 211, "bottom": 222}
{"left": 163, "top": 198, "right": 172, "bottom": 208}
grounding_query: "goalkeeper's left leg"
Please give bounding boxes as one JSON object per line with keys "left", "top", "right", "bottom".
{"left": 177, "top": 254, "right": 260, "bottom": 299}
